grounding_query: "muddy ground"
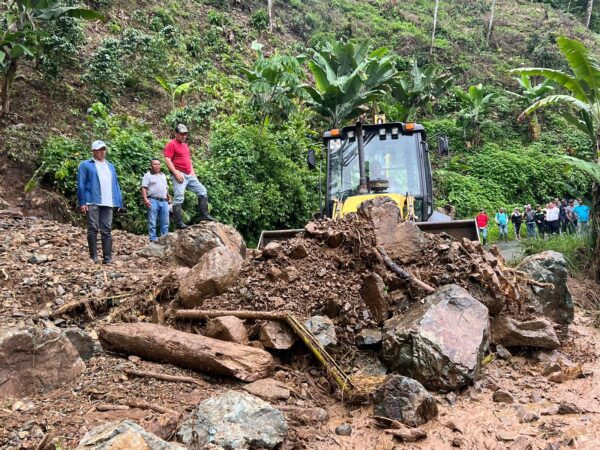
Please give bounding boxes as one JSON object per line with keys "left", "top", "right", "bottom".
{"left": 1, "top": 213, "right": 599, "bottom": 449}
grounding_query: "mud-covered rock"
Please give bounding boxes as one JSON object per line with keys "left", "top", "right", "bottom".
{"left": 491, "top": 315, "right": 560, "bottom": 350}
{"left": 382, "top": 284, "right": 489, "bottom": 391}
{"left": 362, "top": 273, "right": 389, "bottom": 324}
{"left": 177, "top": 391, "right": 287, "bottom": 449}
{"left": 65, "top": 328, "right": 96, "bottom": 361}
{"left": 77, "top": 420, "right": 184, "bottom": 449}
{"left": 373, "top": 375, "right": 438, "bottom": 427}
{"left": 517, "top": 251, "right": 573, "bottom": 327}
{"left": 0, "top": 326, "right": 85, "bottom": 401}
{"left": 205, "top": 316, "right": 249, "bottom": 344}
{"left": 178, "top": 246, "right": 244, "bottom": 308}
{"left": 242, "top": 378, "right": 290, "bottom": 401}
{"left": 162, "top": 222, "right": 246, "bottom": 267}
{"left": 259, "top": 321, "right": 296, "bottom": 350}
{"left": 305, "top": 315, "right": 337, "bottom": 347}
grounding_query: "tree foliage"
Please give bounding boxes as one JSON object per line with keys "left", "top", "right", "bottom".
{"left": 304, "top": 39, "right": 397, "bottom": 128}
{"left": 456, "top": 83, "right": 497, "bottom": 148}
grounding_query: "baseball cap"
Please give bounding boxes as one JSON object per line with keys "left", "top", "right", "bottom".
{"left": 91, "top": 140, "right": 107, "bottom": 151}
{"left": 175, "top": 124, "right": 189, "bottom": 134}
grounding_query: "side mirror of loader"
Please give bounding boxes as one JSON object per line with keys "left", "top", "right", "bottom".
{"left": 307, "top": 149, "right": 317, "bottom": 170}
{"left": 437, "top": 135, "right": 450, "bottom": 156}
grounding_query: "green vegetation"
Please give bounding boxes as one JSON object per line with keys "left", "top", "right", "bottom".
{"left": 520, "top": 233, "right": 592, "bottom": 275}
{"left": 2, "top": 0, "right": 600, "bottom": 250}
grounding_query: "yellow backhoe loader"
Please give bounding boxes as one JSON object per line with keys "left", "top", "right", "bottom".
{"left": 258, "top": 120, "right": 478, "bottom": 249}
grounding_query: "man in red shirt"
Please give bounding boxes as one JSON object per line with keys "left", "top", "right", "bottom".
{"left": 476, "top": 208, "right": 489, "bottom": 245}
{"left": 164, "top": 124, "right": 214, "bottom": 228}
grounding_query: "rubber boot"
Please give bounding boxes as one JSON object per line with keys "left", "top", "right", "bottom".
{"left": 87, "top": 234, "right": 99, "bottom": 263}
{"left": 173, "top": 204, "right": 188, "bottom": 229}
{"left": 101, "top": 234, "right": 112, "bottom": 264}
{"left": 198, "top": 196, "right": 215, "bottom": 222}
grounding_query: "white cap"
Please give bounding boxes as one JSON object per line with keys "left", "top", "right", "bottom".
{"left": 91, "top": 140, "right": 107, "bottom": 150}
{"left": 175, "top": 124, "right": 189, "bottom": 134}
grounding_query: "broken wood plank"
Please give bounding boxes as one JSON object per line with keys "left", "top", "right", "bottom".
{"left": 99, "top": 323, "right": 274, "bottom": 382}
{"left": 175, "top": 309, "right": 287, "bottom": 321}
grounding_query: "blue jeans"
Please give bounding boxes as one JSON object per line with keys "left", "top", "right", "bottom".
{"left": 148, "top": 198, "right": 169, "bottom": 241}
{"left": 526, "top": 222, "right": 536, "bottom": 238}
{"left": 171, "top": 173, "right": 207, "bottom": 205}
{"left": 498, "top": 223, "right": 508, "bottom": 237}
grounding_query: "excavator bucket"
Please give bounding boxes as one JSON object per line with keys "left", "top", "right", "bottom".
{"left": 257, "top": 220, "right": 479, "bottom": 250}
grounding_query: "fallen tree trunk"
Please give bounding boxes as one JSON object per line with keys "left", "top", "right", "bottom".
{"left": 175, "top": 309, "right": 287, "bottom": 321}
{"left": 99, "top": 323, "right": 274, "bottom": 382}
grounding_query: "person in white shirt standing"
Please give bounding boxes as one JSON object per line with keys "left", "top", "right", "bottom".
{"left": 141, "top": 159, "right": 171, "bottom": 242}
{"left": 77, "top": 140, "right": 124, "bottom": 264}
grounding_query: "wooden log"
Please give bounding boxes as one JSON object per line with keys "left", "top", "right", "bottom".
{"left": 124, "top": 368, "right": 203, "bottom": 386}
{"left": 175, "top": 309, "right": 287, "bottom": 321}
{"left": 377, "top": 246, "right": 435, "bottom": 293}
{"left": 99, "top": 323, "right": 274, "bottom": 382}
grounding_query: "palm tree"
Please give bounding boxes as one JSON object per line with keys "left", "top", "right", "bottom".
{"left": 303, "top": 39, "right": 397, "bottom": 128}
{"left": 509, "top": 74, "right": 554, "bottom": 141}
{"left": 391, "top": 58, "right": 452, "bottom": 122}
{"left": 512, "top": 36, "right": 600, "bottom": 280}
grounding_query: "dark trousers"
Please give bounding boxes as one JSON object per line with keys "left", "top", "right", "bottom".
{"left": 87, "top": 205, "right": 113, "bottom": 261}
{"left": 547, "top": 220, "right": 559, "bottom": 235}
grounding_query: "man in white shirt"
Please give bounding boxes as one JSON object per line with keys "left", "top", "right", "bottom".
{"left": 76, "top": 140, "right": 124, "bottom": 264}
{"left": 141, "top": 159, "right": 171, "bottom": 242}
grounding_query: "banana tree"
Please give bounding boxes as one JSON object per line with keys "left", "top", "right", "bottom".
{"left": 391, "top": 58, "right": 452, "bottom": 122}
{"left": 456, "top": 83, "right": 497, "bottom": 148}
{"left": 241, "top": 41, "right": 306, "bottom": 131}
{"left": 508, "top": 74, "right": 554, "bottom": 141}
{"left": 303, "top": 39, "right": 397, "bottom": 129}
{"left": 155, "top": 76, "right": 195, "bottom": 110}
{"left": 511, "top": 36, "right": 600, "bottom": 280}
{"left": 0, "top": 0, "right": 103, "bottom": 117}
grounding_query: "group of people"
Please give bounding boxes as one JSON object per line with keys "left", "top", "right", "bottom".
{"left": 476, "top": 198, "right": 591, "bottom": 244}
{"left": 76, "top": 124, "right": 214, "bottom": 264}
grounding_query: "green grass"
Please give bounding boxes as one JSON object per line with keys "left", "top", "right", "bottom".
{"left": 519, "top": 232, "right": 592, "bottom": 275}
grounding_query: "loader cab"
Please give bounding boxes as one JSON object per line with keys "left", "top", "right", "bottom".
{"left": 323, "top": 122, "right": 434, "bottom": 221}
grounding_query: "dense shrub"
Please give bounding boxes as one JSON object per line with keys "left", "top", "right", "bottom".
{"left": 37, "top": 15, "right": 86, "bottom": 79}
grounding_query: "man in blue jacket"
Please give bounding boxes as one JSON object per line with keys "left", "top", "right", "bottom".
{"left": 77, "top": 140, "right": 124, "bottom": 264}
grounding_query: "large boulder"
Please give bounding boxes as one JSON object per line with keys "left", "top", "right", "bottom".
{"left": 358, "top": 197, "right": 424, "bottom": 264}
{"left": 517, "top": 251, "right": 573, "bottom": 327}
{"left": 382, "top": 284, "right": 489, "bottom": 391}
{"left": 373, "top": 375, "right": 438, "bottom": 427}
{"left": 491, "top": 315, "right": 560, "bottom": 350}
{"left": 177, "top": 391, "right": 288, "bottom": 449}
{"left": 0, "top": 326, "right": 85, "bottom": 401}
{"left": 77, "top": 420, "right": 184, "bottom": 449}
{"left": 178, "top": 246, "right": 244, "bottom": 308}
{"left": 163, "top": 222, "right": 246, "bottom": 267}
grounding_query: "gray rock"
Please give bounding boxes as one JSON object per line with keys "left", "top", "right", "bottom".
{"left": 491, "top": 315, "right": 560, "bottom": 350}
{"left": 373, "top": 375, "right": 438, "bottom": 427}
{"left": 77, "top": 420, "right": 184, "bottom": 449}
{"left": 356, "top": 329, "right": 383, "bottom": 348}
{"left": 353, "top": 352, "right": 387, "bottom": 376}
{"left": 177, "top": 391, "right": 287, "bottom": 449}
{"left": 335, "top": 424, "right": 352, "bottom": 436}
{"left": 495, "top": 345, "right": 512, "bottom": 360}
{"left": 517, "top": 251, "right": 574, "bottom": 327}
{"left": 65, "top": 328, "right": 96, "bottom": 360}
{"left": 382, "top": 284, "right": 489, "bottom": 391}
{"left": 136, "top": 242, "right": 166, "bottom": 259}
{"left": 1, "top": 326, "right": 85, "bottom": 401}
{"left": 305, "top": 315, "right": 337, "bottom": 347}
